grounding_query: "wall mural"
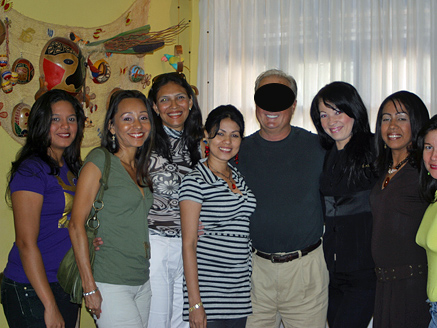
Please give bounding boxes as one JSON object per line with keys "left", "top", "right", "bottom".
{"left": 0, "top": 0, "right": 188, "bottom": 147}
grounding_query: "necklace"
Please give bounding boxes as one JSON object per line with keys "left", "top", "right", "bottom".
{"left": 206, "top": 160, "right": 236, "bottom": 189}
{"left": 383, "top": 156, "right": 409, "bottom": 188}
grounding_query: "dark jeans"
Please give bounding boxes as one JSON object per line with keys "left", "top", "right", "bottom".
{"left": 207, "top": 317, "right": 247, "bottom": 328}
{"left": 1, "top": 276, "right": 79, "bottom": 328}
{"left": 327, "top": 269, "right": 376, "bottom": 328}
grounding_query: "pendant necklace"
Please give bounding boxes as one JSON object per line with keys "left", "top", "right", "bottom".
{"left": 206, "top": 160, "right": 236, "bottom": 189}
{"left": 383, "top": 156, "right": 409, "bottom": 188}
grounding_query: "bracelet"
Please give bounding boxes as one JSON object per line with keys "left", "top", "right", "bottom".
{"left": 188, "top": 302, "right": 203, "bottom": 312}
{"left": 83, "top": 287, "right": 99, "bottom": 297}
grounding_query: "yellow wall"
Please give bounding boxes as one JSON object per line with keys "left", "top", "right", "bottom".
{"left": 0, "top": 0, "right": 199, "bottom": 327}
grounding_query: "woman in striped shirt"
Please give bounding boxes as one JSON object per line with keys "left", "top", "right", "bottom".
{"left": 179, "top": 105, "right": 256, "bottom": 328}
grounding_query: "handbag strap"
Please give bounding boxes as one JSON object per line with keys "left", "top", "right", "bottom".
{"left": 86, "top": 147, "right": 111, "bottom": 231}
{"left": 94, "top": 147, "right": 111, "bottom": 203}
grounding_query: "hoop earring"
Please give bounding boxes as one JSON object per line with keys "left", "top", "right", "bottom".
{"left": 112, "top": 135, "right": 117, "bottom": 151}
{"left": 234, "top": 153, "right": 239, "bottom": 164}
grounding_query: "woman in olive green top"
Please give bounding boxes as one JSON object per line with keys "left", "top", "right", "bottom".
{"left": 69, "top": 90, "right": 155, "bottom": 328}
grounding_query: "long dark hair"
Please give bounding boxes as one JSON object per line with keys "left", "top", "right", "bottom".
{"left": 148, "top": 73, "right": 203, "bottom": 167}
{"left": 374, "top": 91, "right": 430, "bottom": 173}
{"left": 102, "top": 89, "right": 155, "bottom": 189}
{"left": 6, "top": 89, "right": 85, "bottom": 204}
{"left": 417, "top": 115, "right": 437, "bottom": 203}
{"left": 310, "top": 81, "right": 376, "bottom": 185}
{"left": 205, "top": 105, "right": 245, "bottom": 138}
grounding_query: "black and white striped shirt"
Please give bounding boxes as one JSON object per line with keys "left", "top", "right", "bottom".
{"left": 179, "top": 159, "right": 257, "bottom": 320}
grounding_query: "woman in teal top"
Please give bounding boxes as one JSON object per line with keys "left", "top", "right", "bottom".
{"left": 69, "top": 90, "right": 155, "bottom": 328}
{"left": 417, "top": 115, "right": 437, "bottom": 328}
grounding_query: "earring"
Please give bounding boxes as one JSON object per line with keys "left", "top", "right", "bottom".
{"left": 428, "top": 171, "right": 431, "bottom": 176}
{"left": 384, "top": 143, "right": 387, "bottom": 149}
{"left": 234, "top": 153, "right": 239, "bottom": 164}
{"left": 112, "top": 135, "right": 116, "bottom": 151}
{"left": 205, "top": 145, "right": 210, "bottom": 157}
{"left": 189, "top": 107, "right": 191, "bottom": 111}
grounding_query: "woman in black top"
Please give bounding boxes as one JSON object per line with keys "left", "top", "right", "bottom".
{"left": 310, "top": 82, "right": 377, "bottom": 328}
{"left": 370, "top": 91, "right": 430, "bottom": 328}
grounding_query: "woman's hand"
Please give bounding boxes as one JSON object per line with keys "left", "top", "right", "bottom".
{"left": 69, "top": 161, "right": 102, "bottom": 319}
{"left": 84, "top": 289, "right": 103, "bottom": 319}
{"left": 93, "top": 237, "right": 103, "bottom": 251}
{"left": 197, "top": 221, "right": 204, "bottom": 239}
{"left": 189, "top": 306, "right": 207, "bottom": 328}
{"left": 44, "top": 304, "right": 65, "bottom": 328}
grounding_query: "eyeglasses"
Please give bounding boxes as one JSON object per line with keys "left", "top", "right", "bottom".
{"left": 152, "top": 72, "right": 186, "bottom": 84}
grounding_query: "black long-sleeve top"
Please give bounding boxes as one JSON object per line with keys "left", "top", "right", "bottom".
{"left": 321, "top": 146, "right": 377, "bottom": 272}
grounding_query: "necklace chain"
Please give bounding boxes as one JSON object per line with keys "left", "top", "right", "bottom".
{"left": 206, "top": 160, "right": 236, "bottom": 189}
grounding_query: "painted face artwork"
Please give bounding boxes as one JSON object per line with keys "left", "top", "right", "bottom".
{"left": 40, "top": 37, "right": 85, "bottom": 94}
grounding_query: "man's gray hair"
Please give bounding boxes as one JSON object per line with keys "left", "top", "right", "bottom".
{"left": 254, "top": 69, "right": 298, "bottom": 97}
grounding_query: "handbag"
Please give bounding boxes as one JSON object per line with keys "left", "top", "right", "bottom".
{"left": 57, "top": 147, "right": 111, "bottom": 304}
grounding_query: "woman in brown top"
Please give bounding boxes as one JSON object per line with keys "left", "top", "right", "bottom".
{"left": 370, "top": 91, "right": 430, "bottom": 328}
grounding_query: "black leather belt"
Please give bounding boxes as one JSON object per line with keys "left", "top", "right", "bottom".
{"left": 252, "top": 239, "right": 322, "bottom": 263}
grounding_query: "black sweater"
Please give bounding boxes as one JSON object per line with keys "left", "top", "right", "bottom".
{"left": 321, "top": 146, "right": 377, "bottom": 272}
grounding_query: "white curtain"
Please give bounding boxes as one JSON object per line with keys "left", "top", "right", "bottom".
{"left": 197, "top": 0, "right": 436, "bottom": 135}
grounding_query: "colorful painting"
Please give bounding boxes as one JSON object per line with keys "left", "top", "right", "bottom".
{"left": 0, "top": 0, "right": 153, "bottom": 147}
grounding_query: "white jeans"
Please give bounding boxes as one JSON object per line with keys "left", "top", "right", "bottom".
{"left": 95, "top": 280, "right": 152, "bottom": 328}
{"left": 148, "top": 234, "right": 188, "bottom": 328}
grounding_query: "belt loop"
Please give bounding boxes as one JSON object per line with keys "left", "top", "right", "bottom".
{"left": 297, "top": 250, "right": 302, "bottom": 259}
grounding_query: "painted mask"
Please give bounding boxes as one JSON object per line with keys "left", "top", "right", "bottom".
{"left": 40, "top": 37, "right": 85, "bottom": 94}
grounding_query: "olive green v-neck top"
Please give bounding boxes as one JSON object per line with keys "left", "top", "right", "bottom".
{"left": 82, "top": 148, "right": 153, "bottom": 285}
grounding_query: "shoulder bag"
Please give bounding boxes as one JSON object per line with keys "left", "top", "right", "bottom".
{"left": 57, "top": 147, "right": 111, "bottom": 304}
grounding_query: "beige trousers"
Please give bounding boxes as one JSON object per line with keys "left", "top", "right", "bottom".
{"left": 246, "top": 245, "right": 329, "bottom": 328}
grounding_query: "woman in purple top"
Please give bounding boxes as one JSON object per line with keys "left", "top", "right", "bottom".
{"left": 1, "top": 90, "right": 85, "bottom": 328}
